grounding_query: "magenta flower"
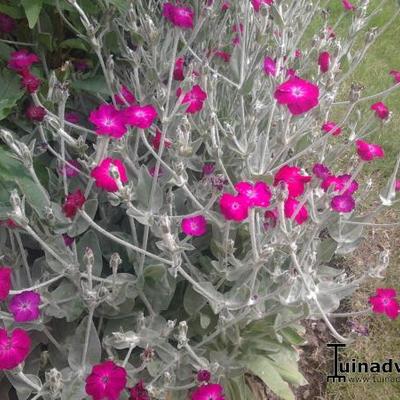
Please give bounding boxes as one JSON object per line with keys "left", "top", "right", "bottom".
{"left": 213, "top": 50, "right": 231, "bottom": 63}
{"left": 179, "top": 85, "right": 207, "bottom": 114}
{"left": 219, "top": 193, "right": 249, "bottom": 221}
{"left": 274, "top": 165, "right": 311, "bottom": 197}
{"left": 312, "top": 163, "right": 331, "bottom": 180}
{"left": 370, "top": 101, "right": 389, "bottom": 120}
{"left": 91, "top": 158, "right": 128, "bottom": 192}
{"left": 129, "top": 380, "right": 149, "bottom": 400}
{"left": 331, "top": 194, "right": 355, "bottom": 213}
{"left": 63, "top": 234, "right": 75, "bottom": 248}
{"left": 58, "top": 159, "right": 80, "bottom": 178}
{"left": 395, "top": 180, "right": 400, "bottom": 192}
{"left": 355, "top": 139, "right": 384, "bottom": 162}
{"left": 0, "top": 267, "right": 12, "bottom": 301}
{"left": 221, "top": 1, "right": 230, "bottom": 11}
{"left": 26, "top": 105, "right": 46, "bottom": 122}
{"left": 202, "top": 163, "right": 215, "bottom": 176}
{"left": 115, "top": 85, "right": 136, "bottom": 105}
{"left": 0, "top": 219, "right": 18, "bottom": 229}
{"left": 389, "top": 70, "right": 400, "bottom": 83}
{"left": 181, "top": 215, "right": 207, "bottom": 236}
{"left": 9, "top": 291, "right": 41, "bottom": 322}
{"left": 251, "top": 0, "right": 273, "bottom": 12}
{"left": 197, "top": 370, "right": 211, "bottom": 383}
{"left": 234, "top": 181, "right": 271, "bottom": 208}
{"left": 369, "top": 288, "right": 399, "bottom": 320}
{"left": 322, "top": 121, "right": 342, "bottom": 136}
{"left": 264, "top": 209, "right": 279, "bottom": 230}
{"left": 20, "top": 70, "right": 41, "bottom": 94}
{"left": 89, "top": 104, "right": 127, "bottom": 139}
{"left": 65, "top": 112, "right": 81, "bottom": 124}
{"left": 151, "top": 129, "right": 172, "bottom": 151}
{"left": 274, "top": 77, "right": 319, "bottom": 115}
{"left": 63, "top": 189, "right": 86, "bottom": 218}
{"left": 162, "top": 2, "right": 194, "bottom": 29}
{"left": 0, "top": 328, "right": 31, "bottom": 370}
{"left": 191, "top": 383, "right": 225, "bottom": 400}
{"left": 263, "top": 56, "right": 277, "bottom": 76}
{"left": 284, "top": 197, "right": 308, "bottom": 225}
{"left": 73, "top": 59, "right": 89, "bottom": 72}
{"left": 148, "top": 166, "right": 164, "bottom": 177}
{"left": 342, "top": 0, "right": 355, "bottom": 10}
{"left": 8, "top": 49, "right": 39, "bottom": 72}
{"left": 85, "top": 360, "right": 127, "bottom": 400}
{"left": 124, "top": 105, "right": 158, "bottom": 129}
{"left": 174, "top": 57, "right": 185, "bottom": 81}
{"left": 0, "top": 12, "right": 16, "bottom": 33}
{"left": 321, "top": 174, "right": 358, "bottom": 195}
{"left": 318, "top": 51, "right": 330, "bottom": 73}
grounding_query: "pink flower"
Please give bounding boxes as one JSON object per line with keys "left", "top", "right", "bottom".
{"left": 395, "top": 180, "right": 400, "bottom": 192}
{"left": 151, "top": 129, "right": 172, "bottom": 151}
{"left": 284, "top": 197, "right": 308, "bottom": 225}
{"left": 321, "top": 174, "right": 358, "bottom": 195}
{"left": 91, "top": 158, "right": 128, "bottom": 192}
{"left": 179, "top": 85, "right": 207, "bottom": 114}
{"left": 115, "top": 86, "right": 136, "bottom": 105}
{"left": 389, "top": 70, "right": 400, "bottom": 83}
{"left": 202, "top": 163, "right": 215, "bottom": 176}
{"left": 0, "top": 219, "right": 18, "bottom": 229}
{"left": 294, "top": 49, "right": 302, "bottom": 58}
{"left": 63, "top": 234, "right": 74, "bottom": 247}
{"left": 63, "top": 189, "right": 86, "bottom": 218}
{"left": 148, "top": 166, "right": 164, "bottom": 177}
{"left": 124, "top": 105, "right": 158, "bottom": 129}
{"left": 274, "top": 165, "right": 311, "bottom": 197}
{"left": 318, "top": 51, "right": 330, "bottom": 73}
{"left": 234, "top": 181, "right": 271, "bottom": 208}
{"left": 58, "top": 159, "right": 81, "bottom": 178}
{"left": 162, "top": 3, "right": 194, "bottom": 29}
{"left": 197, "top": 370, "right": 211, "bottom": 383}
{"left": 213, "top": 50, "right": 231, "bottom": 63}
{"left": 0, "top": 328, "right": 31, "bottom": 370}
{"left": 331, "top": 194, "right": 356, "bottom": 213}
{"left": 221, "top": 1, "right": 230, "bottom": 11}
{"left": 85, "top": 360, "right": 127, "bottom": 400}
{"left": 65, "top": 112, "right": 80, "bottom": 124}
{"left": 174, "top": 57, "right": 185, "bottom": 81}
{"left": 9, "top": 291, "right": 41, "bottom": 322}
{"left": 263, "top": 56, "right": 277, "bottom": 76}
{"left": 369, "top": 288, "right": 399, "bottom": 320}
{"left": 89, "top": 104, "right": 127, "bottom": 139}
{"left": 0, "top": 12, "right": 16, "bottom": 33}
{"left": 263, "top": 209, "right": 278, "bottom": 230}
{"left": 355, "top": 139, "right": 384, "bottom": 162}
{"left": 274, "top": 77, "right": 319, "bottom": 115}
{"left": 129, "top": 380, "right": 149, "bottom": 400}
{"left": 0, "top": 267, "right": 12, "bottom": 301}
{"left": 219, "top": 193, "right": 249, "bottom": 221}
{"left": 251, "top": 0, "right": 273, "bottom": 12}
{"left": 312, "top": 163, "right": 331, "bottom": 180}
{"left": 8, "top": 49, "right": 39, "bottom": 72}
{"left": 191, "top": 383, "right": 225, "bottom": 400}
{"left": 322, "top": 121, "right": 342, "bottom": 136}
{"left": 342, "top": 0, "right": 355, "bottom": 10}
{"left": 26, "top": 105, "right": 46, "bottom": 122}
{"left": 73, "top": 59, "right": 89, "bottom": 72}
{"left": 20, "top": 70, "right": 41, "bottom": 93}
{"left": 370, "top": 101, "right": 389, "bottom": 120}
{"left": 181, "top": 215, "right": 207, "bottom": 236}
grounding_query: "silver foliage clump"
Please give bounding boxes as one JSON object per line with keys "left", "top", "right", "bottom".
{"left": 1, "top": 0, "right": 400, "bottom": 399}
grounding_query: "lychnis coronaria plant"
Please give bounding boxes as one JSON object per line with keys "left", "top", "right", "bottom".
{"left": 0, "top": 0, "right": 399, "bottom": 399}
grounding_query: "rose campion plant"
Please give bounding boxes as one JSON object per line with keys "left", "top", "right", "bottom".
{"left": 0, "top": 1, "right": 399, "bottom": 399}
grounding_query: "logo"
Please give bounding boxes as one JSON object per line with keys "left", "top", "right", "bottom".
{"left": 327, "top": 343, "right": 400, "bottom": 383}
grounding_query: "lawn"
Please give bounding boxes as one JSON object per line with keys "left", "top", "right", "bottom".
{"left": 321, "top": 1, "right": 400, "bottom": 399}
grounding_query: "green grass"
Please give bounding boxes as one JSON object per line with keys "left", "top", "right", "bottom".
{"left": 322, "top": 2, "right": 400, "bottom": 399}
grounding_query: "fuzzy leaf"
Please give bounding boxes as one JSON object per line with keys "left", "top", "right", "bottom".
{"left": 0, "top": 69, "right": 24, "bottom": 120}
{"left": 77, "top": 229, "right": 103, "bottom": 276}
